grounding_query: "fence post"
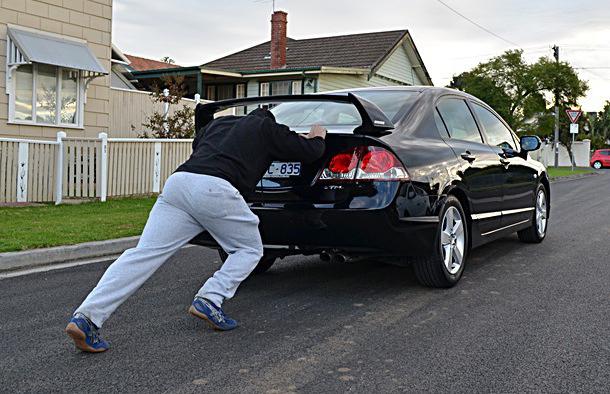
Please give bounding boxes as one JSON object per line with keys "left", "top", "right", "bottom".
{"left": 98, "top": 132, "right": 108, "bottom": 202}
{"left": 16, "top": 142, "right": 29, "bottom": 202}
{"left": 152, "top": 142, "right": 162, "bottom": 193}
{"left": 194, "top": 93, "right": 200, "bottom": 105}
{"left": 55, "top": 131, "right": 66, "bottom": 205}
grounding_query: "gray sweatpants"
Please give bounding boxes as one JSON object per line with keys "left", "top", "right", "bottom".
{"left": 75, "top": 172, "right": 263, "bottom": 328}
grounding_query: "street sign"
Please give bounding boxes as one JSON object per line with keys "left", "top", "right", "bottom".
{"left": 566, "top": 109, "right": 582, "bottom": 123}
{"left": 570, "top": 123, "right": 579, "bottom": 134}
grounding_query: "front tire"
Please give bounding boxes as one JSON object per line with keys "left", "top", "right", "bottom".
{"left": 218, "top": 250, "right": 276, "bottom": 274}
{"left": 593, "top": 161, "right": 602, "bottom": 169}
{"left": 413, "top": 196, "right": 468, "bottom": 288}
{"left": 517, "top": 184, "right": 548, "bottom": 243}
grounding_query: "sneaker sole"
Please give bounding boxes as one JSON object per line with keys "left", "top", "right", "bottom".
{"left": 188, "top": 305, "right": 234, "bottom": 331}
{"left": 65, "top": 323, "right": 108, "bottom": 353}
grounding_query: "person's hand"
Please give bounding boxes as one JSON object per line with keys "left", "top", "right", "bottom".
{"left": 306, "top": 124, "right": 327, "bottom": 140}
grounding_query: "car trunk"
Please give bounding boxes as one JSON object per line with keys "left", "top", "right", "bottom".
{"left": 250, "top": 132, "right": 399, "bottom": 205}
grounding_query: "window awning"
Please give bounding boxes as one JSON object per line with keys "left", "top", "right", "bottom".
{"left": 7, "top": 25, "right": 107, "bottom": 76}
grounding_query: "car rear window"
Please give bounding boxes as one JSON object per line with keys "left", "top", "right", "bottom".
{"left": 270, "top": 90, "right": 418, "bottom": 128}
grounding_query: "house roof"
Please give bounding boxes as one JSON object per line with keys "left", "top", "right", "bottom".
{"left": 125, "top": 54, "right": 181, "bottom": 71}
{"left": 203, "top": 30, "right": 411, "bottom": 73}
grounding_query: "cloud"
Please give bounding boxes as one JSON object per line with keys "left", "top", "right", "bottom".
{"left": 112, "top": 0, "right": 610, "bottom": 110}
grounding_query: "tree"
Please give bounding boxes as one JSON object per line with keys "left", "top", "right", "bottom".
{"left": 583, "top": 102, "right": 610, "bottom": 150}
{"left": 160, "top": 56, "right": 175, "bottom": 65}
{"left": 140, "top": 75, "right": 195, "bottom": 139}
{"left": 450, "top": 50, "right": 589, "bottom": 143}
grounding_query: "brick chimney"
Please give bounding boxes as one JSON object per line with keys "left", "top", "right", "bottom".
{"left": 270, "top": 11, "right": 287, "bottom": 69}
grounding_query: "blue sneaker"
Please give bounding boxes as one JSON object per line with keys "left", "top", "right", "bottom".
{"left": 189, "top": 298, "right": 238, "bottom": 331}
{"left": 65, "top": 314, "right": 110, "bottom": 353}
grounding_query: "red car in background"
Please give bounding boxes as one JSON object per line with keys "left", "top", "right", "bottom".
{"left": 590, "top": 149, "right": 610, "bottom": 169}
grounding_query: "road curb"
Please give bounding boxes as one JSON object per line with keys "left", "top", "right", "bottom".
{"left": 550, "top": 171, "right": 599, "bottom": 183}
{"left": 0, "top": 236, "right": 140, "bottom": 273}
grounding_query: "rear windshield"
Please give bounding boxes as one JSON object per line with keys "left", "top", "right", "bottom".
{"left": 270, "top": 90, "right": 418, "bottom": 128}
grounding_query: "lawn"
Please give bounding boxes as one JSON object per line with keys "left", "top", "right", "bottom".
{"left": 0, "top": 197, "right": 156, "bottom": 253}
{"left": 547, "top": 166, "right": 594, "bottom": 179}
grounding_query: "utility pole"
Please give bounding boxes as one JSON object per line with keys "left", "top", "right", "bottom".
{"left": 553, "top": 45, "right": 560, "bottom": 168}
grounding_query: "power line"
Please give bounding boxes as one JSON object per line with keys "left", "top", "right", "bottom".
{"left": 435, "top": 0, "right": 520, "bottom": 48}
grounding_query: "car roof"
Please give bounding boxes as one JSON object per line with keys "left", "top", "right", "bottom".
{"left": 327, "top": 85, "right": 475, "bottom": 98}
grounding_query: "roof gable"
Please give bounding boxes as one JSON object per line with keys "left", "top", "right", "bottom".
{"left": 203, "top": 30, "right": 408, "bottom": 72}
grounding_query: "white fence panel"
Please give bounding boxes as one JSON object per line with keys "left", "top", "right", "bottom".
{"left": 0, "top": 138, "right": 58, "bottom": 203}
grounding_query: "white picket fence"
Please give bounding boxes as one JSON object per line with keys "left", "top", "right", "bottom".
{"left": 0, "top": 132, "right": 193, "bottom": 204}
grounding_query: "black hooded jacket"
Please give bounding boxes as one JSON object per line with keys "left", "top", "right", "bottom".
{"left": 175, "top": 109, "right": 326, "bottom": 196}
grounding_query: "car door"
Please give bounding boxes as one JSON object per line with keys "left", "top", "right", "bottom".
{"left": 470, "top": 102, "right": 538, "bottom": 228}
{"left": 604, "top": 150, "right": 610, "bottom": 166}
{"left": 435, "top": 97, "right": 505, "bottom": 236}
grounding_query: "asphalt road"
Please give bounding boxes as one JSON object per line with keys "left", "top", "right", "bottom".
{"left": 1, "top": 173, "right": 609, "bottom": 393}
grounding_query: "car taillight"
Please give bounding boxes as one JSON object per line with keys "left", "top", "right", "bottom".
{"left": 319, "top": 146, "right": 409, "bottom": 181}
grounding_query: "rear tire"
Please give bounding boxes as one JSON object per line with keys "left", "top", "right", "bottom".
{"left": 218, "top": 250, "right": 276, "bottom": 274}
{"left": 517, "top": 184, "right": 548, "bottom": 243}
{"left": 593, "top": 161, "right": 602, "bottom": 169}
{"left": 413, "top": 196, "right": 468, "bottom": 288}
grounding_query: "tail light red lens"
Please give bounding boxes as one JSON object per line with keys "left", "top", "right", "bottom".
{"left": 319, "top": 146, "right": 409, "bottom": 182}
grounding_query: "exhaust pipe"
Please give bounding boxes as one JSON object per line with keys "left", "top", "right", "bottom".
{"left": 320, "top": 251, "right": 355, "bottom": 263}
{"left": 320, "top": 251, "right": 332, "bottom": 262}
{"left": 332, "top": 253, "right": 349, "bottom": 263}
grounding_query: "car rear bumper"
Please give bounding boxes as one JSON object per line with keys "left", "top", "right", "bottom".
{"left": 190, "top": 206, "right": 438, "bottom": 257}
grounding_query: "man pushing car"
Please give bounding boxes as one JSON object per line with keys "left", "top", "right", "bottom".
{"left": 66, "top": 108, "right": 327, "bottom": 352}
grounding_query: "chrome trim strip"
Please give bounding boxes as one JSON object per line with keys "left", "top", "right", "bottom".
{"left": 502, "top": 207, "right": 535, "bottom": 215}
{"left": 400, "top": 216, "right": 440, "bottom": 223}
{"left": 480, "top": 219, "right": 530, "bottom": 236}
{"left": 471, "top": 207, "right": 535, "bottom": 220}
{"left": 471, "top": 211, "right": 502, "bottom": 220}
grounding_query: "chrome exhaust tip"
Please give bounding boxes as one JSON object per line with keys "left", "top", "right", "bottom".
{"left": 320, "top": 251, "right": 332, "bottom": 262}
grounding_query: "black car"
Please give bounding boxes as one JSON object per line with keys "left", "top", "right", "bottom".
{"left": 191, "top": 87, "right": 549, "bottom": 288}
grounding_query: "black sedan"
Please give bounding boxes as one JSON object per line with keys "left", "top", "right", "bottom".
{"left": 191, "top": 87, "right": 549, "bottom": 288}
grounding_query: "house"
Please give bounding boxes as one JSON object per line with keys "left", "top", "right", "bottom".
{"left": 130, "top": 11, "right": 433, "bottom": 104}
{"left": 1, "top": 0, "right": 113, "bottom": 139}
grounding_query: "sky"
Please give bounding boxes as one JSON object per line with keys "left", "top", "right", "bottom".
{"left": 112, "top": 0, "right": 610, "bottom": 111}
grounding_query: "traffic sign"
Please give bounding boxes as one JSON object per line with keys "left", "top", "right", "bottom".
{"left": 566, "top": 109, "right": 582, "bottom": 123}
{"left": 570, "top": 123, "right": 579, "bottom": 134}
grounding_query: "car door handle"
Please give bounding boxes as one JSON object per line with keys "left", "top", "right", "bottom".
{"left": 460, "top": 152, "right": 476, "bottom": 162}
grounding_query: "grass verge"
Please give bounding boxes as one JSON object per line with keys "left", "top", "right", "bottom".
{"left": 547, "top": 166, "right": 595, "bottom": 179}
{"left": 0, "top": 197, "right": 156, "bottom": 253}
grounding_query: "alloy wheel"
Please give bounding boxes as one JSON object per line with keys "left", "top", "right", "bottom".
{"left": 440, "top": 206, "right": 465, "bottom": 275}
{"left": 536, "top": 190, "right": 548, "bottom": 237}
{"left": 593, "top": 161, "right": 602, "bottom": 169}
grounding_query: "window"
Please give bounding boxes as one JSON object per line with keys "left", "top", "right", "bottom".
{"left": 271, "top": 101, "right": 361, "bottom": 128}
{"left": 434, "top": 109, "right": 450, "bottom": 138}
{"left": 271, "top": 81, "right": 291, "bottom": 95}
{"left": 291, "top": 80, "right": 302, "bottom": 95}
{"left": 206, "top": 85, "right": 216, "bottom": 101}
{"left": 303, "top": 78, "right": 316, "bottom": 94}
{"left": 472, "top": 103, "right": 517, "bottom": 150}
{"left": 11, "top": 64, "right": 82, "bottom": 126}
{"left": 436, "top": 98, "right": 482, "bottom": 143}
{"left": 217, "top": 85, "right": 233, "bottom": 100}
{"left": 235, "top": 84, "right": 246, "bottom": 99}
{"left": 260, "top": 82, "right": 270, "bottom": 97}
{"left": 355, "top": 90, "right": 418, "bottom": 122}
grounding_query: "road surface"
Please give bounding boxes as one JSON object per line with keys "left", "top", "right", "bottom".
{"left": 1, "top": 172, "right": 609, "bottom": 393}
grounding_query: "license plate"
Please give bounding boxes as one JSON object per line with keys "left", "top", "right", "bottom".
{"left": 264, "top": 162, "right": 301, "bottom": 178}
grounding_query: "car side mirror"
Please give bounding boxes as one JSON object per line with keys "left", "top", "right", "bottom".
{"left": 520, "top": 136, "right": 541, "bottom": 152}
